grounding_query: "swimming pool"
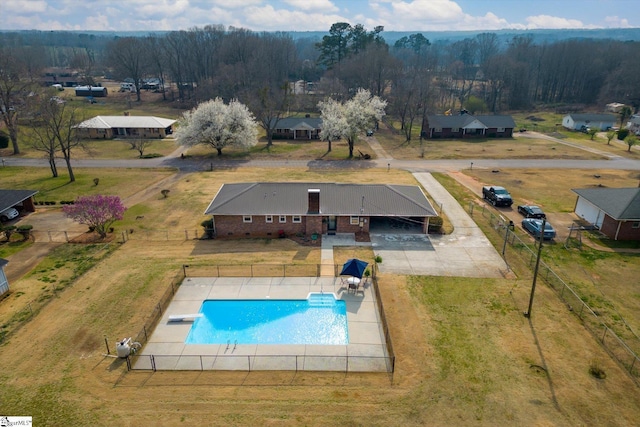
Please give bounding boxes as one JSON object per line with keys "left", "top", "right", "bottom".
{"left": 185, "top": 293, "right": 349, "bottom": 345}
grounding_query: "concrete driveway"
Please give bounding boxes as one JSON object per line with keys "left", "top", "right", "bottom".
{"left": 370, "top": 173, "right": 509, "bottom": 278}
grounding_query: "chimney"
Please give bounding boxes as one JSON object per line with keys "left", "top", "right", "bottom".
{"left": 307, "top": 189, "right": 320, "bottom": 214}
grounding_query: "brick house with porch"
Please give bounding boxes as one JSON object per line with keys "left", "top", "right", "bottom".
{"left": 204, "top": 182, "right": 438, "bottom": 239}
{"left": 423, "top": 114, "right": 515, "bottom": 139}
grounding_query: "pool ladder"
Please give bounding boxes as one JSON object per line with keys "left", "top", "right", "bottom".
{"left": 226, "top": 339, "right": 238, "bottom": 352}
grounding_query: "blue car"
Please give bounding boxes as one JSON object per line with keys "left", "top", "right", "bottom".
{"left": 522, "top": 218, "right": 556, "bottom": 240}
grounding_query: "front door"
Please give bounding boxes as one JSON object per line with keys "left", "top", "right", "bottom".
{"left": 327, "top": 216, "right": 337, "bottom": 232}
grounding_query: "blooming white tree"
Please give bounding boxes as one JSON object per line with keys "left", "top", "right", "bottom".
{"left": 318, "top": 89, "right": 386, "bottom": 157}
{"left": 318, "top": 98, "right": 348, "bottom": 153}
{"left": 176, "top": 97, "right": 258, "bottom": 156}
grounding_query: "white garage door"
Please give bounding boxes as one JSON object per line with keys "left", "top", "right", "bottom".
{"left": 575, "top": 197, "right": 604, "bottom": 228}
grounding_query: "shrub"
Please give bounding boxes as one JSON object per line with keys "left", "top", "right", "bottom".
{"left": 161, "top": 189, "right": 170, "bottom": 198}
{"left": 200, "top": 218, "right": 214, "bottom": 239}
{"left": 0, "top": 131, "right": 8, "bottom": 149}
{"left": 589, "top": 360, "right": 606, "bottom": 379}
{"left": 93, "top": 178, "right": 99, "bottom": 186}
{"left": 617, "top": 129, "right": 629, "bottom": 140}
{"left": 374, "top": 255, "right": 383, "bottom": 264}
{"left": 16, "top": 224, "right": 33, "bottom": 241}
{"left": 1, "top": 225, "right": 16, "bottom": 240}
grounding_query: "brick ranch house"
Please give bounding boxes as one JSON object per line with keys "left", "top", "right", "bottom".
{"left": 572, "top": 187, "right": 640, "bottom": 241}
{"left": 270, "top": 116, "right": 322, "bottom": 140}
{"left": 423, "top": 114, "right": 515, "bottom": 139}
{"left": 204, "top": 182, "right": 438, "bottom": 239}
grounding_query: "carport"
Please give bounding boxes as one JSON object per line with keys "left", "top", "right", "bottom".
{"left": 368, "top": 216, "right": 425, "bottom": 234}
{"left": 0, "top": 189, "right": 39, "bottom": 216}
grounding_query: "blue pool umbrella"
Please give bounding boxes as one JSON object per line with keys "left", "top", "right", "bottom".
{"left": 340, "top": 258, "right": 368, "bottom": 279}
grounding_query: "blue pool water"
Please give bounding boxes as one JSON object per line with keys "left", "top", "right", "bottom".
{"left": 185, "top": 293, "right": 349, "bottom": 345}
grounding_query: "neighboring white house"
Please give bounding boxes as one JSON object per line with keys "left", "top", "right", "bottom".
{"left": 562, "top": 113, "right": 616, "bottom": 131}
{"left": 76, "top": 114, "right": 176, "bottom": 139}
{"left": 0, "top": 258, "right": 9, "bottom": 297}
{"left": 627, "top": 115, "right": 640, "bottom": 135}
{"left": 605, "top": 102, "right": 626, "bottom": 113}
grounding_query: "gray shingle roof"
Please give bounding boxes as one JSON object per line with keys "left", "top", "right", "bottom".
{"left": 270, "top": 117, "right": 322, "bottom": 130}
{"left": 0, "top": 189, "right": 39, "bottom": 211}
{"left": 572, "top": 187, "right": 640, "bottom": 220}
{"left": 205, "top": 183, "right": 437, "bottom": 217}
{"left": 427, "top": 114, "right": 515, "bottom": 129}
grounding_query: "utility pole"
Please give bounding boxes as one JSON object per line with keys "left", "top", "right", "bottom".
{"left": 524, "top": 220, "right": 546, "bottom": 318}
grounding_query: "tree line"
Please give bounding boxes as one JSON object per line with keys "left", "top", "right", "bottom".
{"left": 2, "top": 24, "right": 640, "bottom": 157}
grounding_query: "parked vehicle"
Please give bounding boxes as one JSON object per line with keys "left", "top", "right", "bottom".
{"left": 119, "top": 82, "right": 136, "bottom": 92}
{"left": 522, "top": 218, "right": 556, "bottom": 240}
{"left": 0, "top": 207, "right": 19, "bottom": 222}
{"left": 482, "top": 186, "right": 513, "bottom": 207}
{"left": 517, "top": 205, "right": 546, "bottom": 219}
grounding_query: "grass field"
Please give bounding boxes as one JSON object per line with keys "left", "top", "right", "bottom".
{"left": 1, "top": 93, "right": 640, "bottom": 424}
{"left": 1, "top": 165, "right": 639, "bottom": 425}
{"left": 433, "top": 171, "right": 640, "bottom": 356}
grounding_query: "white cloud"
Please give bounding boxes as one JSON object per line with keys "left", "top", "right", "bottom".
{"left": 243, "top": 5, "right": 347, "bottom": 30}
{"left": 282, "top": 0, "right": 339, "bottom": 12}
{"left": 525, "top": 15, "right": 592, "bottom": 29}
{"left": 135, "top": 0, "right": 191, "bottom": 18}
{"left": 201, "top": 0, "right": 263, "bottom": 8}
{"left": 604, "top": 16, "right": 631, "bottom": 28}
{"left": 3, "top": 0, "right": 48, "bottom": 13}
{"left": 388, "top": 0, "right": 463, "bottom": 21}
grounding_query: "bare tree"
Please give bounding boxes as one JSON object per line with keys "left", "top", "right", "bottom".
{"left": 107, "top": 37, "right": 147, "bottom": 102}
{"left": 0, "top": 47, "right": 37, "bottom": 154}
{"left": 30, "top": 92, "right": 62, "bottom": 177}
{"left": 39, "top": 100, "right": 82, "bottom": 182}
{"left": 127, "top": 137, "right": 152, "bottom": 157}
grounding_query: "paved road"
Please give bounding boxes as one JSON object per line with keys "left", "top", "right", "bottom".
{"left": 4, "top": 152, "right": 639, "bottom": 173}
{"left": 2, "top": 131, "right": 639, "bottom": 172}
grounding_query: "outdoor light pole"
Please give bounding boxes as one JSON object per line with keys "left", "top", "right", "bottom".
{"left": 524, "top": 219, "right": 546, "bottom": 318}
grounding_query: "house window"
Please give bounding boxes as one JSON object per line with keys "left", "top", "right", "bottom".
{"left": 498, "top": 127, "right": 505, "bottom": 132}
{"left": 243, "top": 215, "right": 252, "bottom": 223}
{"left": 279, "top": 215, "right": 286, "bottom": 223}
{"left": 435, "top": 128, "right": 442, "bottom": 132}
{"left": 632, "top": 221, "right": 640, "bottom": 229}
{"left": 292, "top": 215, "right": 302, "bottom": 223}
{"left": 350, "top": 216, "right": 360, "bottom": 225}
{"left": 265, "top": 215, "right": 273, "bottom": 223}
{"left": 452, "top": 128, "right": 459, "bottom": 132}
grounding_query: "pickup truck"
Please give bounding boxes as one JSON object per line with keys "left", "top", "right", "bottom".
{"left": 482, "top": 186, "right": 513, "bottom": 207}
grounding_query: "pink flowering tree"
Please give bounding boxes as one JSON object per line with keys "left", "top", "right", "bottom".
{"left": 63, "top": 195, "right": 126, "bottom": 238}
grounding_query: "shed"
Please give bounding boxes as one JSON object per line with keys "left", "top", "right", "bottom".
{"left": 75, "top": 86, "right": 108, "bottom": 97}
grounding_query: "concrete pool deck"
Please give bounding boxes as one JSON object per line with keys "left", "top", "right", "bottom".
{"left": 135, "top": 277, "right": 390, "bottom": 372}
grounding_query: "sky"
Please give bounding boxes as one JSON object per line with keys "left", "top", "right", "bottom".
{"left": 1, "top": 0, "right": 638, "bottom": 32}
